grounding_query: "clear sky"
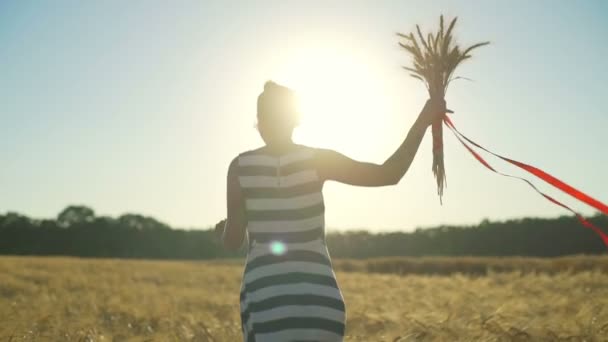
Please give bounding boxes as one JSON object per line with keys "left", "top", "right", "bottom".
{"left": 1, "top": 1, "right": 606, "bottom": 231}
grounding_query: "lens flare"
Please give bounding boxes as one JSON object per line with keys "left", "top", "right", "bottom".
{"left": 269, "top": 241, "right": 287, "bottom": 256}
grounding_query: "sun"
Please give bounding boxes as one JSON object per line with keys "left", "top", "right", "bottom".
{"left": 273, "top": 47, "right": 392, "bottom": 157}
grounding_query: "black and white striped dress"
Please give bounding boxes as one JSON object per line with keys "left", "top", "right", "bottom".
{"left": 237, "top": 145, "right": 346, "bottom": 341}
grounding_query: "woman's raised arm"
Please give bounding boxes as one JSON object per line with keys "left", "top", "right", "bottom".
{"left": 316, "top": 99, "right": 446, "bottom": 187}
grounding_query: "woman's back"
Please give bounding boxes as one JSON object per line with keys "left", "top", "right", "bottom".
{"left": 218, "top": 80, "right": 445, "bottom": 341}
{"left": 237, "top": 144, "right": 346, "bottom": 342}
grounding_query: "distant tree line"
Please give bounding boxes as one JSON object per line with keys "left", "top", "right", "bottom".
{"left": 0, "top": 206, "right": 605, "bottom": 259}
{"left": 326, "top": 215, "right": 607, "bottom": 258}
{"left": 0, "top": 206, "right": 242, "bottom": 259}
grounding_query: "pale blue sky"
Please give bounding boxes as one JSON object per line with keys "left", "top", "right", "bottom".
{"left": 1, "top": 1, "right": 606, "bottom": 231}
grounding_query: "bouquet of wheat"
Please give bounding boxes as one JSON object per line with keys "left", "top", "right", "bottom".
{"left": 397, "top": 15, "right": 489, "bottom": 203}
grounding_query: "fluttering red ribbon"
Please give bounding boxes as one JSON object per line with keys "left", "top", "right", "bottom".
{"left": 442, "top": 115, "right": 608, "bottom": 247}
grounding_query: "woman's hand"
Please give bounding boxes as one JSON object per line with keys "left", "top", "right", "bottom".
{"left": 215, "top": 219, "right": 226, "bottom": 240}
{"left": 416, "top": 98, "right": 449, "bottom": 128}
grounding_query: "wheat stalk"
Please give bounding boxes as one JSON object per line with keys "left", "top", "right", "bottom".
{"left": 397, "top": 15, "right": 489, "bottom": 203}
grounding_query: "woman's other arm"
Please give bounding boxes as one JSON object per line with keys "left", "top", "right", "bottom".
{"left": 220, "top": 158, "right": 247, "bottom": 250}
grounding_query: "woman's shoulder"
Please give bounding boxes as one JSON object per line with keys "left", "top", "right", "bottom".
{"left": 235, "top": 144, "right": 323, "bottom": 163}
{"left": 292, "top": 143, "right": 326, "bottom": 156}
{"left": 231, "top": 146, "right": 268, "bottom": 168}
{"left": 294, "top": 143, "right": 316, "bottom": 150}
{"left": 238, "top": 147, "right": 264, "bottom": 157}
{"left": 239, "top": 144, "right": 317, "bottom": 155}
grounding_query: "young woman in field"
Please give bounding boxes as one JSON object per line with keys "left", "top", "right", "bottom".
{"left": 217, "top": 81, "right": 446, "bottom": 341}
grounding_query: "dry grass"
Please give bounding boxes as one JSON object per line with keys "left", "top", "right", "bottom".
{"left": 333, "top": 255, "right": 608, "bottom": 276}
{"left": 1, "top": 256, "right": 607, "bottom": 341}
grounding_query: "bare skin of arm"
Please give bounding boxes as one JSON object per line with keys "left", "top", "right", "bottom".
{"left": 316, "top": 99, "right": 447, "bottom": 186}
{"left": 220, "top": 157, "right": 247, "bottom": 250}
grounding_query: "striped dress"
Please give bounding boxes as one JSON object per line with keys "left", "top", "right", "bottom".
{"left": 237, "top": 145, "right": 346, "bottom": 341}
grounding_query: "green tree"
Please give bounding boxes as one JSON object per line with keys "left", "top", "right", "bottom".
{"left": 57, "top": 205, "right": 95, "bottom": 228}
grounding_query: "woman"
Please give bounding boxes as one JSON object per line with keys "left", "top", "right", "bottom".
{"left": 217, "top": 81, "right": 446, "bottom": 341}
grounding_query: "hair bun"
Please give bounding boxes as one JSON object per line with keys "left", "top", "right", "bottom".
{"left": 264, "top": 81, "right": 277, "bottom": 92}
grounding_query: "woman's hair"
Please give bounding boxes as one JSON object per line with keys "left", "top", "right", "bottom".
{"left": 256, "top": 81, "right": 299, "bottom": 128}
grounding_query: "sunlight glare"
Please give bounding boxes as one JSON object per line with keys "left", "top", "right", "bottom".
{"left": 269, "top": 240, "right": 287, "bottom": 256}
{"left": 274, "top": 48, "right": 392, "bottom": 156}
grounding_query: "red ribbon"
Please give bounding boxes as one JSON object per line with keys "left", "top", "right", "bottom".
{"left": 443, "top": 115, "right": 608, "bottom": 247}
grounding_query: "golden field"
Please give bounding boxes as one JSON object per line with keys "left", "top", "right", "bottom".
{"left": 1, "top": 256, "right": 607, "bottom": 341}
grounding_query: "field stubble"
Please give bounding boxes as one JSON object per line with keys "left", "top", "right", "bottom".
{"left": 0, "top": 256, "right": 607, "bottom": 341}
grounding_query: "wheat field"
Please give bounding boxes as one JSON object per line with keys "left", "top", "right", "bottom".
{"left": 1, "top": 256, "right": 607, "bottom": 341}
